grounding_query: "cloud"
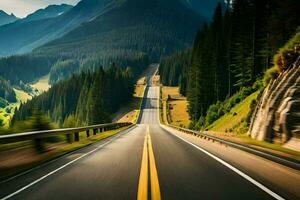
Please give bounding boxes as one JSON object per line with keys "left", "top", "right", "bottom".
{"left": 0, "top": 0, "right": 80, "bottom": 18}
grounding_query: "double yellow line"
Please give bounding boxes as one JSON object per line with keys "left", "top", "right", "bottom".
{"left": 137, "top": 126, "right": 161, "bottom": 200}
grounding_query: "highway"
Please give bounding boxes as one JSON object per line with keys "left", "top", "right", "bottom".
{"left": 0, "top": 76, "right": 300, "bottom": 199}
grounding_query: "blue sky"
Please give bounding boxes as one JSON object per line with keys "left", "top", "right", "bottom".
{"left": 0, "top": 0, "right": 80, "bottom": 18}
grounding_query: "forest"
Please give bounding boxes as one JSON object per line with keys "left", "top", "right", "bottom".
{"left": 12, "top": 66, "right": 134, "bottom": 127}
{"left": 0, "top": 77, "right": 16, "bottom": 105}
{"left": 159, "top": 0, "right": 300, "bottom": 129}
{"left": 0, "top": 50, "right": 149, "bottom": 89}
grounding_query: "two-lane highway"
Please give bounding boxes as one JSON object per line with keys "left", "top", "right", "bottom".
{"left": 0, "top": 74, "right": 299, "bottom": 199}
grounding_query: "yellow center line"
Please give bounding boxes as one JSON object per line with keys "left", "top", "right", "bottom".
{"left": 137, "top": 125, "right": 162, "bottom": 200}
{"left": 137, "top": 133, "right": 149, "bottom": 200}
{"left": 147, "top": 126, "right": 161, "bottom": 200}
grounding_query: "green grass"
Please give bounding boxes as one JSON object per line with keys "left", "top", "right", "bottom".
{"left": 29, "top": 74, "right": 50, "bottom": 94}
{"left": 206, "top": 91, "right": 300, "bottom": 159}
{"left": 0, "top": 75, "right": 51, "bottom": 128}
{"left": 208, "top": 91, "right": 259, "bottom": 132}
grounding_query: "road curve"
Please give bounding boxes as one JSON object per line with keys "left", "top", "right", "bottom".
{"left": 0, "top": 75, "right": 299, "bottom": 200}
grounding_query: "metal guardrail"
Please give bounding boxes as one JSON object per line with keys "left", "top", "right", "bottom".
{"left": 0, "top": 122, "right": 132, "bottom": 143}
{"left": 167, "top": 124, "right": 300, "bottom": 171}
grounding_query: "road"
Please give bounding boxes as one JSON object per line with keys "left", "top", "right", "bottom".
{"left": 0, "top": 73, "right": 299, "bottom": 199}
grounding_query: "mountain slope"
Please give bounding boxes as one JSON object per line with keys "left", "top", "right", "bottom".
{"left": 0, "top": 10, "right": 18, "bottom": 26}
{"left": 0, "top": 0, "right": 116, "bottom": 56}
{"left": 181, "top": 0, "right": 226, "bottom": 19}
{"left": 0, "top": 0, "right": 204, "bottom": 86}
{"left": 35, "top": 0, "right": 204, "bottom": 60}
{"left": 22, "top": 4, "right": 73, "bottom": 22}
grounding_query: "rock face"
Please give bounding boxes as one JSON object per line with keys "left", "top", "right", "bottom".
{"left": 249, "top": 59, "right": 300, "bottom": 144}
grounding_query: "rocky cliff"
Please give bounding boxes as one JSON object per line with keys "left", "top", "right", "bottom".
{"left": 249, "top": 58, "right": 300, "bottom": 147}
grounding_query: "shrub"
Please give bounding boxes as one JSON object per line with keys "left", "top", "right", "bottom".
{"left": 205, "top": 103, "right": 221, "bottom": 126}
{"left": 263, "top": 66, "right": 279, "bottom": 86}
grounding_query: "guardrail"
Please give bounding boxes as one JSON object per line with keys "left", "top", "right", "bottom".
{"left": 0, "top": 122, "right": 132, "bottom": 144}
{"left": 167, "top": 124, "right": 300, "bottom": 171}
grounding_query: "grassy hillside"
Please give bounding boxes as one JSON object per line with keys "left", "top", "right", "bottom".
{"left": 0, "top": 76, "right": 50, "bottom": 128}
{"left": 161, "top": 86, "right": 190, "bottom": 128}
{"left": 207, "top": 91, "right": 259, "bottom": 133}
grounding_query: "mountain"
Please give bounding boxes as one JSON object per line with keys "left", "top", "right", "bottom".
{"left": 35, "top": 0, "right": 204, "bottom": 60}
{"left": 181, "top": 0, "right": 226, "bottom": 19}
{"left": 0, "top": 0, "right": 116, "bottom": 56}
{"left": 22, "top": 4, "right": 73, "bottom": 22}
{"left": 0, "top": 10, "right": 18, "bottom": 26}
{"left": 0, "top": 0, "right": 204, "bottom": 85}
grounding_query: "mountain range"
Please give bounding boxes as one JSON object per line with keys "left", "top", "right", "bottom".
{"left": 0, "top": 0, "right": 113, "bottom": 56}
{"left": 35, "top": 0, "right": 204, "bottom": 60}
{"left": 22, "top": 4, "right": 73, "bottom": 23}
{"left": 0, "top": 0, "right": 224, "bottom": 57}
{"left": 0, "top": 10, "right": 18, "bottom": 26}
{"left": 0, "top": 0, "right": 226, "bottom": 87}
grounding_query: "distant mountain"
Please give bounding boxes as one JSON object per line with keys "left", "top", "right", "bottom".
{"left": 0, "top": 10, "right": 18, "bottom": 26}
{"left": 0, "top": 0, "right": 116, "bottom": 56}
{"left": 181, "top": 0, "right": 227, "bottom": 19}
{"left": 36, "top": 0, "right": 204, "bottom": 60}
{"left": 22, "top": 4, "right": 73, "bottom": 22}
{"left": 0, "top": 0, "right": 205, "bottom": 86}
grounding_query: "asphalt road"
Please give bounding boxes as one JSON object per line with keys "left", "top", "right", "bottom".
{"left": 0, "top": 77, "right": 299, "bottom": 199}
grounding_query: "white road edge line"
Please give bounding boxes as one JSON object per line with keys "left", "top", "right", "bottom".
{"left": 1, "top": 125, "right": 137, "bottom": 200}
{"left": 165, "top": 126, "right": 285, "bottom": 200}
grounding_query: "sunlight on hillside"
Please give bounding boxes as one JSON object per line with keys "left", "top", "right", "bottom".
{"left": 30, "top": 74, "right": 50, "bottom": 94}
{"left": 208, "top": 91, "right": 259, "bottom": 133}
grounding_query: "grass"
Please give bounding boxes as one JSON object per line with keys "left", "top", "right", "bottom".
{"left": 204, "top": 91, "right": 300, "bottom": 160}
{"left": 161, "top": 86, "right": 190, "bottom": 128}
{"left": 0, "top": 126, "right": 130, "bottom": 180}
{"left": 0, "top": 89, "right": 32, "bottom": 128}
{"left": 207, "top": 91, "right": 259, "bottom": 132}
{"left": 0, "top": 75, "right": 51, "bottom": 128}
{"left": 29, "top": 74, "right": 50, "bottom": 94}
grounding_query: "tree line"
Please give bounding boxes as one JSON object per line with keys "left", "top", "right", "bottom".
{"left": 159, "top": 0, "right": 300, "bottom": 127}
{"left": 0, "top": 76, "right": 16, "bottom": 105}
{"left": 0, "top": 49, "right": 149, "bottom": 88}
{"left": 12, "top": 66, "right": 134, "bottom": 127}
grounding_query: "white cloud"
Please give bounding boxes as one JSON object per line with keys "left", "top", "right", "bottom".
{"left": 0, "top": 0, "right": 80, "bottom": 18}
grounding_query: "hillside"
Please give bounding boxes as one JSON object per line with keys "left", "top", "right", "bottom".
{"left": 0, "top": 0, "right": 204, "bottom": 88}
{"left": 0, "top": 10, "right": 18, "bottom": 26}
{"left": 208, "top": 91, "right": 259, "bottom": 133}
{"left": 249, "top": 31, "right": 300, "bottom": 145}
{"left": 12, "top": 67, "right": 134, "bottom": 126}
{"left": 180, "top": 0, "right": 226, "bottom": 19}
{"left": 159, "top": 0, "right": 300, "bottom": 129}
{"left": 0, "top": 0, "right": 115, "bottom": 56}
{"left": 35, "top": 0, "right": 204, "bottom": 61}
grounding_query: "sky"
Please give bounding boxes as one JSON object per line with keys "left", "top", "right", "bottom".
{"left": 0, "top": 0, "right": 80, "bottom": 18}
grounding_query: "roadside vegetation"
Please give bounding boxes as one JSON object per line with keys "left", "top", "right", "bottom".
{"left": 159, "top": 1, "right": 299, "bottom": 131}
{"left": 161, "top": 86, "right": 190, "bottom": 128}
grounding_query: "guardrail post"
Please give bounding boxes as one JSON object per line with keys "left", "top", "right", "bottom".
{"left": 33, "top": 138, "right": 45, "bottom": 153}
{"left": 99, "top": 128, "right": 103, "bottom": 133}
{"left": 86, "top": 130, "right": 90, "bottom": 138}
{"left": 74, "top": 132, "right": 79, "bottom": 142}
{"left": 93, "top": 129, "right": 97, "bottom": 135}
{"left": 66, "top": 134, "right": 73, "bottom": 143}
